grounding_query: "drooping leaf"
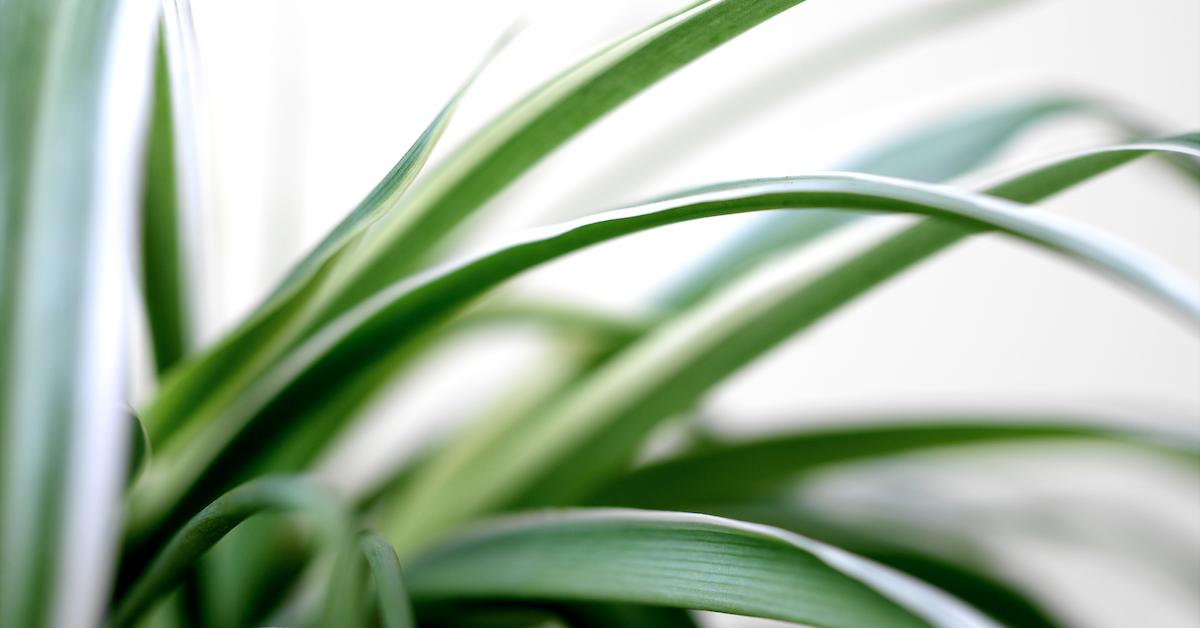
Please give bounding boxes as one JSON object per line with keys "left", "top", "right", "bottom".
{"left": 0, "top": 0, "right": 159, "bottom": 626}
{"left": 435, "top": 136, "right": 1200, "bottom": 527}
{"left": 697, "top": 500, "right": 1063, "bottom": 628}
{"left": 162, "top": 6, "right": 1059, "bottom": 512}
{"left": 406, "top": 509, "right": 995, "bottom": 628}
{"left": 126, "top": 147, "right": 1200, "bottom": 560}
{"left": 379, "top": 138, "right": 1200, "bottom": 548}
{"left": 141, "top": 0, "right": 812, "bottom": 453}
{"left": 313, "top": 0, "right": 816, "bottom": 323}
{"left": 379, "top": 93, "right": 1121, "bottom": 537}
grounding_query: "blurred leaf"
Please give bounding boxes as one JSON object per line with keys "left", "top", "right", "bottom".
{"left": 660, "top": 95, "right": 1093, "bottom": 309}
{"left": 588, "top": 417, "right": 1200, "bottom": 508}
{"left": 196, "top": 515, "right": 311, "bottom": 628}
{"left": 378, "top": 93, "right": 1108, "bottom": 537}
{"left": 128, "top": 411, "right": 152, "bottom": 488}
{"left": 248, "top": 298, "right": 640, "bottom": 483}
{"left": 704, "top": 500, "right": 1062, "bottom": 628}
{"left": 142, "top": 0, "right": 811, "bottom": 453}
{"left": 871, "top": 551, "right": 1058, "bottom": 628}
{"left": 140, "top": 3, "right": 203, "bottom": 376}
{"left": 381, "top": 137, "right": 1200, "bottom": 548}
{"left": 359, "top": 530, "right": 417, "bottom": 628}
{"left": 314, "top": 0, "right": 815, "bottom": 324}
{"left": 406, "top": 509, "right": 993, "bottom": 627}
{"left": 112, "top": 477, "right": 349, "bottom": 628}
{"left": 510, "top": 137, "right": 1200, "bottom": 507}
{"left": 128, "top": 162, "right": 1199, "bottom": 560}
{"left": 142, "top": 38, "right": 496, "bottom": 444}
{"left": 0, "top": 0, "right": 158, "bottom": 626}
{"left": 549, "top": 602, "right": 698, "bottom": 628}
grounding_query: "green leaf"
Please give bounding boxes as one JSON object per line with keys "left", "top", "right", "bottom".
{"left": 695, "top": 500, "right": 1063, "bottom": 628}
{"left": 359, "top": 531, "right": 417, "bottom": 628}
{"left": 309, "top": 0, "right": 814, "bottom": 324}
{"left": 588, "top": 417, "right": 1200, "bottom": 508}
{"left": 406, "top": 509, "right": 993, "bottom": 628}
{"left": 128, "top": 145, "right": 1200, "bottom": 559}
{"left": 112, "top": 476, "right": 349, "bottom": 628}
{"left": 0, "top": 0, "right": 158, "bottom": 626}
{"left": 459, "top": 136, "right": 1200, "bottom": 524}
{"left": 142, "top": 0, "right": 810, "bottom": 453}
{"left": 867, "top": 551, "right": 1059, "bottom": 628}
{"left": 243, "top": 297, "right": 640, "bottom": 483}
{"left": 142, "top": 36, "right": 497, "bottom": 445}
{"left": 375, "top": 93, "right": 1119, "bottom": 540}
{"left": 379, "top": 137, "right": 1200, "bottom": 548}
{"left": 140, "top": 5, "right": 202, "bottom": 376}
{"left": 128, "top": 410, "right": 152, "bottom": 488}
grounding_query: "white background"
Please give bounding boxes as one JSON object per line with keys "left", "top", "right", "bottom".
{"left": 179, "top": 1, "right": 1199, "bottom": 626}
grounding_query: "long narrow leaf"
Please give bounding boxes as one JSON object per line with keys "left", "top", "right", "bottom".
{"left": 385, "top": 137, "right": 1200, "bottom": 545}
{"left": 140, "top": 37, "right": 190, "bottom": 374}
{"left": 406, "top": 509, "right": 994, "bottom": 628}
{"left": 140, "top": 0, "right": 203, "bottom": 375}
{"left": 588, "top": 417, "right": 1200, "bottom": 508}
{"left": 695, "top": 500, "right": 1063, "bottom": 628}
{"left": 126, "top": 156, "right": 1200, "bottom": 562}
{"left": 379, "top": 94, "right": 1118, "bottom": 535}
{"left": 141, "top": 0, "right": 810, "bottom": 451}
{"left": 143, "top": 37, "right": 499, "bottom": 444}
{"left": 309, "top": 0, "right": 813, "bottom": 324}
{"left": 0, "top": 0, "right": 158, "bottom": 626}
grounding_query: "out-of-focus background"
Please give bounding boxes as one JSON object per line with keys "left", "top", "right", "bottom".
{"left": 167, "top": 1, "right": 1199, "bottom": 626}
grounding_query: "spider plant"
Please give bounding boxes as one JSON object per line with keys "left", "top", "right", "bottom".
{"left": 1, "top": 0, "right": 1197, "bottom": 627}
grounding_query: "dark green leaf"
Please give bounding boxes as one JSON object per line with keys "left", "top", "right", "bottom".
{"left": 407, "top": 509, "right": 993, "bottom": 627}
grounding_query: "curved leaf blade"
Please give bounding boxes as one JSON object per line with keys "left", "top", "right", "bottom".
{"left": 695, "top": 500, "right": 1063, "bottom": 628}
{"left": 131, "top": 159, "right": 1200, "bottom": 557}
{"left": 314, "top": 0, "right": 813, "bottom": 321}
{"left": 382, "top": 136, "right": 1200, "bottom": 545}
{"left": 360, "top": 530, "right": 416, "bottom": 628}
{"left": 407, "top": 509, "right": 995, "bottom": 628}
